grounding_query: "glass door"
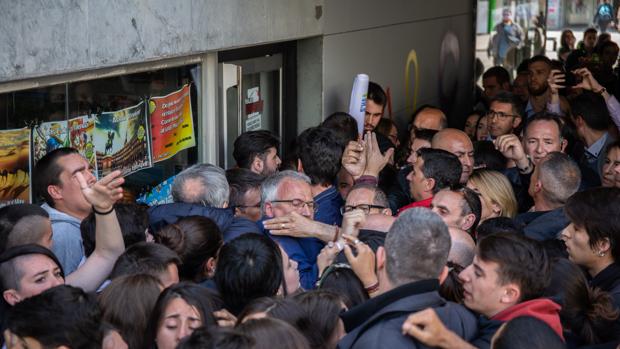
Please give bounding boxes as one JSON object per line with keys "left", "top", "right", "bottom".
{"left": 219, "top": 54, "right": 283, "bottom": 169}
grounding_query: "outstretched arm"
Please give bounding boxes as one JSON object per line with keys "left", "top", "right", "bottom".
{"left": 65, "top": 170, "right": 125, "bottom": 291}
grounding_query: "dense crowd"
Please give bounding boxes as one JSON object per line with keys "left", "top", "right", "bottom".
{"left": 2, "top": 25, "right": 620, "bottom": 349}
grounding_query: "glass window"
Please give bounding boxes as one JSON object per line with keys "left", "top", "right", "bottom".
{"left": 0, "top": 64, "right": 200, "bottom": 203}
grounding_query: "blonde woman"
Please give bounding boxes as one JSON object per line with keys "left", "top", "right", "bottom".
{"left": 466, "top": 169, "right": 517, "bottom": 222}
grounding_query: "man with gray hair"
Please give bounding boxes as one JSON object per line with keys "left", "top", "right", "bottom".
{"left": 339, "top": 208, "right": 477, "bottom": 349}
{"left": 260, "top": 170, "right": 338, "bottom": 290}
{"left": 171, "top": 163, "right": 230, "bottom": 207}
{"left": 149, "top": 163, "right": 260, "bottom": 241}
{"left": 516, "top": 152, "right": 581, "bottom": 241}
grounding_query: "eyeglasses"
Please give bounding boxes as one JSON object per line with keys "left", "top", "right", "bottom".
{"left": 486, "top": 111, "right": 518, "bottom": 119}
{"left": 340, "top": 204, "right": 386, "bottom": 215}
{"left": 271, "top": 199, "right": 318, "bottom": 212}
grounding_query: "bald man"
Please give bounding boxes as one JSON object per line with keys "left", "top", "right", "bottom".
{"left": 411, "top": 107, "right": 448, "bottom": 132}
{"left": 431, "top": 129, "right": 475, "bottom": 183}
{"left": 448, "top": 227, "right": 475, "bottom": 267}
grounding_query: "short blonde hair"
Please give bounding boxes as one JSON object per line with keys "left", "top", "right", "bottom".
{"left": 468, "top": 169, "right": 518, "bottom": 218}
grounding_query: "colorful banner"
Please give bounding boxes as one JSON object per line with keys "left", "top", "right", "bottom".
{"left": 0, "top": 127, "right": 31, "bottom": 206}
{"left": 32, "top": 120, "right": 69, "bottom": 164}
{"left": 149, "top": 84, "right": 196, "bottom": 163}
{"left": 68, "top": 115, "right": 97, "bottom": 173}
{"left": 136, "top": 175, "right": 175, "bottom": 206}
{"left": 94, "top": 101, "right": 152, "bottom": 177}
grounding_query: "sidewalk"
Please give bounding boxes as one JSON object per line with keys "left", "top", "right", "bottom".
{"left": 475, "top": 28, "right": 620, "bottom": 78}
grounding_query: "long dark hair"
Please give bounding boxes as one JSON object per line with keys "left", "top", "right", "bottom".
{"left": 144, "top": 282, "right": 217, "bottom": 349}
{"left": 544, "top": 258, "right": 619, "bottom": 345}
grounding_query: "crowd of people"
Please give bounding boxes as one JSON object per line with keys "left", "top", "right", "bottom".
{"left": 3, "top": 25, "right": 620, "bottom": 349}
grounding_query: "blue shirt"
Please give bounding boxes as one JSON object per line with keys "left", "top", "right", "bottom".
{"left": 42, "top": 203, "right": 84, "bottom": 275}
{"left": 259, "top": 218, "right": 318, "bottom": 290}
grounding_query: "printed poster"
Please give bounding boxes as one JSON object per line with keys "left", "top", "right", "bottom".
{"left": 68, "top": 115, "right": 97, "bottom": 173}
{"left": 0, "top": 127, "right": 31, "bottom": 206}
{"left": 94, "top": 101, "right": 152, "bottom": 177}
{"left": 136, "top": 175, "right": 176, "bottom": 206}
{"left": 149, "top": 84, "right": 196, "bottom": 163}
{"left": 32, "top": 120, "right": 69, "bottom": 164}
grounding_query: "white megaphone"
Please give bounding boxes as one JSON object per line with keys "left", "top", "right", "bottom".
{"left": 348, "top": 74, "right": 369, "bottom": 136}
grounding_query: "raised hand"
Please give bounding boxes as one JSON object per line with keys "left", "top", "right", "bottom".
{"left": 341, "top": 209, "right": 366, "bottom": 238}
{"left": 363, "top": 132, "right": 394, "bottom": 178}
{"left": 316, "top": 243, "right": 342, "bottom": 277}
{"left": 547, "top": 69, "right": 565, "bottom": 94}
{"left": 75, "top": 170, "right": 124, "bottom": 212}
{"left": 574, "top": 67, "right": 604, "bottom": 92}
{"left": 341, "top": 140, "right": 366, "bottom": 179}
{"left": 494, "top": 134, "right": 530, "bottom": 170}
{"left": 342, "top": 235, "right": 377, "bottom": 288}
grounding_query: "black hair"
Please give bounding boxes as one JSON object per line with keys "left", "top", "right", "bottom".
{"left": 144, "top": 282, "right": 218, "bottom": 348}
{"left": 483, "top": 66, "right": 511, "bottom": 86}
{"left": 321, "top": 112, "right": 360, "bottom": 145}
{"left": 297, "top": 126, "right": 344, "bottom": 186}
{"left": 155, "top": 216, "right": 223, "bottom": 282}
{"left": 32, "top": 147, "right": 80, "bottom": 207}
{"left": 177, "top": 326, "right": 254, "bottom": 349}
{"left": 570, "top": 91, "right": 611, "bottom": 131}
{"left": 236, "top": 297, "right": 306, "bottom": 326}
{"left": 226, "top": 168, "right": 265, "bottom": 208}
{"left": 81, "top": 203, "right": 148, "bottom": 257}
{"left": 98, "top": 274, "right": 162, "bottom": 349}
{"left": 0, "top": 204, "right": 49, "bottom": 254}
{"left": 492, "top": 316, "right": 565, "bottom": 349}
{"left": 516, "top": 58, "right": 530, "bottom": 73}
{"left": 414, "top": 128, "right": 439, "bottom": 142}
{"left": 416, "top": 148, "right": 462, "bottom": 194}
{"left": 528, "top": 55, "right": 552, "bottom": 68}
{"left": 564, "top": 187, "right": 620, "bottom": 261}
{"left": 237, "top": 317, "right": 310, "bottom": 349}
{"left": 109, "top": 242, "right": 181, "bottom": 280}
{"left": 367, "top": 81, "right": 387, "bottom": 108}
{"left": 0, "top": 244, "right": 64, "bottom": 292}
{"left": 214, "top": 234, "right": 283, "bottom": 315}
{"left": 478, "top": 233, "right": 550, "bottom": 302}
{"left": 473, "top": 141, "right": 508, "bottom": 171}
{"left": 375, "top": 118, "right": 399, "bottom": 145}
{"left": 584, "top": 27, "right": 598, "bottom": 37}
{"left": 489, "top": 91, "right": 524, "bottom": 119}
{"left": 316, "top": 265, "right": 368, "bottom": 308}
{"left": 7, "top": 285, "right": 102, "bottom": 349}
{"left": 439, "top": 261, "right": 465, "bottom": 303}
{"left": 544, "top": 258, "right": 619, "bottom": 345}
{"left": 525, "top": 113, "right": 565, "bottom": 138}
{"left": 233, "top": 130, "right": 280, "bottom": 169}
{"left": 450, "top": 184, "right": 482, "bottom": 234}
{"left": 293, "top": 290, "right": 345, "bottom": 349}
{"left": 476, "top": 217, "right": 521, "bottom": 241}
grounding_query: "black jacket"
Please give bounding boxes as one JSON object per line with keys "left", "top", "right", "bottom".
{"left": 338, "top": 279, "right": 478, "bottom": 349}
{"left": 148, "top": 202, "right": 260, "bottom": 242}
{"left": 516, "top": 207, "right": 569, "bottom": 241}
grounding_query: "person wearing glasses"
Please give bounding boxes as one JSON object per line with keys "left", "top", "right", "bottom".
{"left": 487, "top": 92, "right": 523, "bottom": 140}
{"left": 261, "top": 170, "right": 333, "bottom": 290}
{"left": 226, "top": 168, "right": 264, "bottom": 222}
